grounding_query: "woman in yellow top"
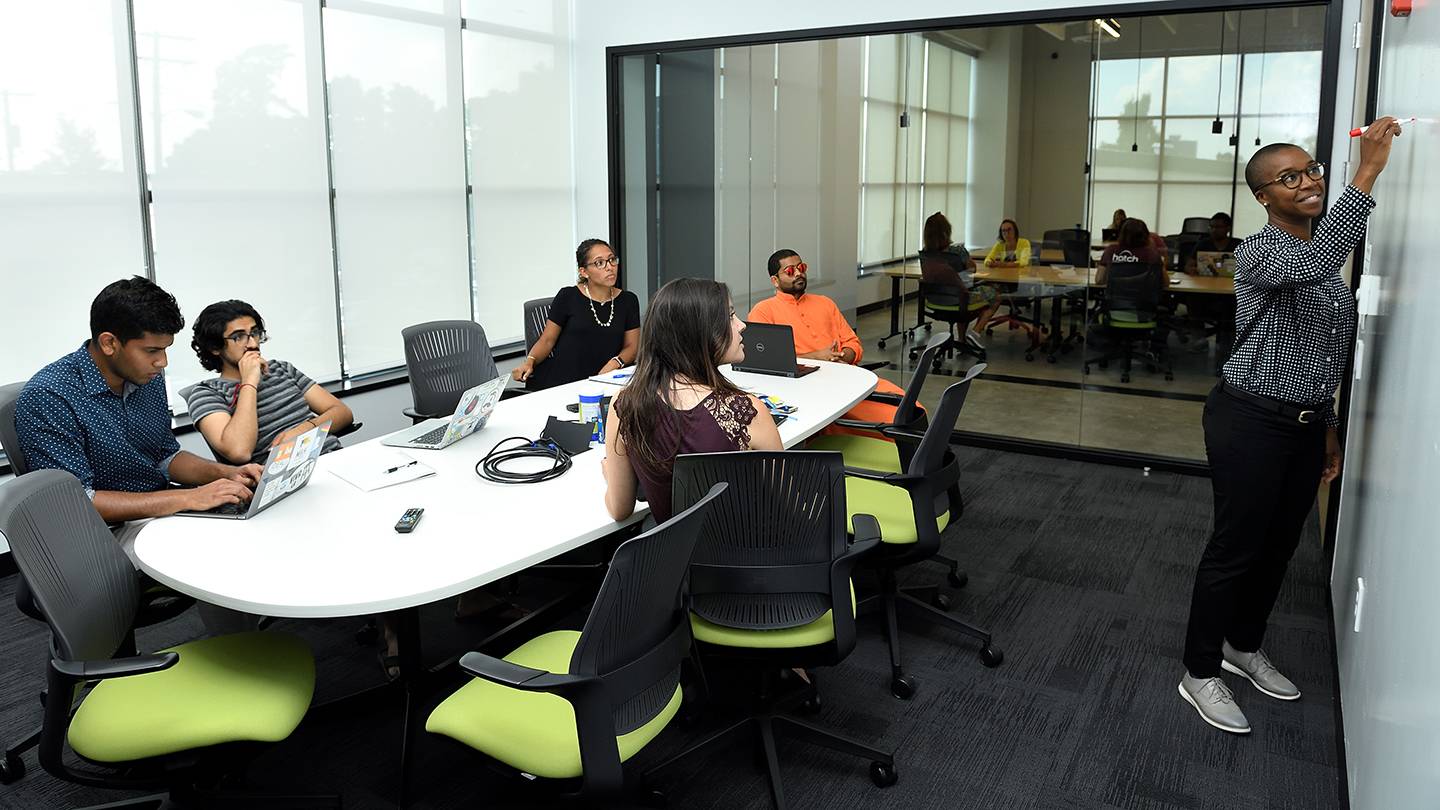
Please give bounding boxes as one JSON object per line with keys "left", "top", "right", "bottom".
{"left": 983, "top": 219, "right": 1032, "bottom": 267}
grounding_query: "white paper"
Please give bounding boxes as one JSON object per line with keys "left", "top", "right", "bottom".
{"left": 328, "top": 448, "right": 435, "bottom": 492}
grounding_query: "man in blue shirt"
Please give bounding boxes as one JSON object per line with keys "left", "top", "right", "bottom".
{"left": 16, "top": 277, "right": 262, "bottom": 534}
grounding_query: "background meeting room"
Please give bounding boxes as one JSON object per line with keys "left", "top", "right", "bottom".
{"left": 2, "top": 0, "right": 1437, "bottom": 809}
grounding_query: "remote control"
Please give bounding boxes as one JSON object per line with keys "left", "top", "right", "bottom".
{"left": 394, "top": 507, "right": 424, "bottom": 534}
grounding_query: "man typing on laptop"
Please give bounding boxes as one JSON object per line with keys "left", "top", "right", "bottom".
{"left": 747, "top": 249, "right": 907, "bottom": 427}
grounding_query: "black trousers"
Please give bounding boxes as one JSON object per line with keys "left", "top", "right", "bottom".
{"left": 1182, "top": 384, "right": 1326, "bottom": 677}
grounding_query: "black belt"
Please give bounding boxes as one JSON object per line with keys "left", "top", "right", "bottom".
{"left": 1219, "top": 380, "right": 1329, "bottom": 425}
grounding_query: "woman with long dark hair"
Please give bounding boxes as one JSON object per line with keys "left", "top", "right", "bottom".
{"left": 512, "top": 238, "right": 641, "bottom": 390}
{"left": 602, "top": 278, "right": 783, "bottom": 522}
{"left": 918, "top": 211, "right": 998, "bottom": 345}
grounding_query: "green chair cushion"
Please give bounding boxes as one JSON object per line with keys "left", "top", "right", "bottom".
{"left": 67, "top": 631, "right": 315, "bottom": 763}
{"left": 844, "top": 476, "right": 949, "bottom": 545}
{"left": 690, "top": 583, "right": 857, "bottom": 649}
{"left": 425, "top": 630, "right": 681, "bottom": 780}
{"left": 807, "top": 434, "right": 903, "bottom": 474}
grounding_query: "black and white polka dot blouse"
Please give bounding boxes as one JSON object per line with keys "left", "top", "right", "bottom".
{"left": 1223, "top": 184, "right": 1373, "bottom": 428}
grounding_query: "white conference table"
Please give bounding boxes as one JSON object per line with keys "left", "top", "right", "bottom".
{"left": 132, "top": 361, "right": 878, "bottom": 619}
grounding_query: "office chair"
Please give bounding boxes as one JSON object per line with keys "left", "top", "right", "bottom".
{"left": 1084, "top": 263, "right": 1172, "bottom": 383}
{"left": 401, "top": 319, "right": 501, "bottom": 424}
{"left": 842, "top": 366, "right": 1002, "bottom": 699}
{"left": 425, "top": 483, "right": 727, "bottom": 804}
{"left": 645, "top": 451, "right": 896, "bottom": 810}
{"left": 1181, "top": 216, "right": 1212, "bottom": 234}
{"left": 176, "top": 383, "right": 363, "bottom": 465}
{"left": 916, "top": 278, "right": 987, "bottom": 368}
{"left": 523, "top": 296, "right": 554, "bottom": 356}
{"left": 0, "top": 470, "right": 333, "bottom": 809}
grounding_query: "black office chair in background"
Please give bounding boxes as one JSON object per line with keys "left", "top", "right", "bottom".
{"left": 522, "top": 296, "right": 554, "bottom": 356}
{"left": 916, "top": 277, "right": 987, "bottom": 369}
{"left": 1084, "top": 263, "right": 1172, "bottom": 383}
{"left": 1181, "top": 216, "right": 1212, "bottom": 234}
{"left": 400, "top": 319, "right": 502, "bottom": 424}
{"left": 647, "top": 451, "right": 896, "bottom": 809}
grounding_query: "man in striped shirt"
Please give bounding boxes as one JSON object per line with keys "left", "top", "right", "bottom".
{"left": 186, "top": 300, "right": 352, "bottom": 465}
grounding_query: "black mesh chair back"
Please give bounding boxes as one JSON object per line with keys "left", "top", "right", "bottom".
{"left": 0, "top": 381, "right": 31, "bottom": 476}
{"left": 401, "top": 320, "right": 499, "bottom": 419}
{"left": 672, "top": 451, "right": 857, "bottom": 655}
{"left": 1105, "top": 263, "right": 1163, "bottom": 324}
{"left": 523, "top": 297, "right": 554, "bottom": 355}
{"left": 1181, "top": 216, "right": 1212, "bottom": 234}
{"left": 569, "top": 481, "right": 726, "bottom": 736}
{"left": 1060, "top": 236, "right": 1091, "bottom": 267}
{"left": 907, "top": 363, "right": 983, "bottom": 482}
{"left": 0, "top": 470, "right": 138, "bottom": 664}
{"left": 894, "top": 330, "right": 949, "bottom": 429}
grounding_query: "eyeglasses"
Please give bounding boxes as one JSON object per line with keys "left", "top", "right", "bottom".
{"left": 224, "top": 328, "right": 268, "bottom": 345}
{"left": 780, "top": 262, "right": 808, "bottom": 277}
{"left": 587, "top": 256, "right": 620, "bottom": 269}
{"left": 1255, "top": 162, "right": 1325, "bottom": 192}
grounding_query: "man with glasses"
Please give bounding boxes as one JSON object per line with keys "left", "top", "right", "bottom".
{"left": 749, "top": 249, "right": 907, "bottom": 425}
{"left": 186, "top": 299, "right": 351, "bottom": 465}
{"left": 14, "top": 277, "right": 263, "bottom": 555}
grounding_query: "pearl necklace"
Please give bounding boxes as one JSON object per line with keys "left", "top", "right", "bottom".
{"left": 581, "top": 282, "right": 617, "bottom": 327}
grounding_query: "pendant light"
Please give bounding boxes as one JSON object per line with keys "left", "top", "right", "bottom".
{"left": 1132, "top": 17, "right": 1143, "bottom": 152}
{"left": 1212, "top": 12, "right": 1225, "bottom": 134}
{"left": 1255, "top": 9, "right": 1269, "bottom": 146}
{"left": 1229, "top": 11, "right": 1243, "bottom": 147}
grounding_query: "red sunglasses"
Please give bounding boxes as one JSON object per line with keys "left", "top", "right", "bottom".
{"left": 780, "top": 262, "right": 808, "bottom": 276}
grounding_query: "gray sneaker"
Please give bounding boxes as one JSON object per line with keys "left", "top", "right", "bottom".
{"left": 1178, "top": 673, "right": 1251, "bottom": 734}
{"left": 1222, "top": 641, "right": 1300, "bottom": 701}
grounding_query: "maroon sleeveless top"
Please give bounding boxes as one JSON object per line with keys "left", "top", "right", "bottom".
{"left": 627, "top": 391, "right": 757, "bottom": 523}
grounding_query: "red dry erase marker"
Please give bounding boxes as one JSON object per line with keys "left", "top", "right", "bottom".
{"left": 1350, "top": 117, "right": 1415, "bottom": 137}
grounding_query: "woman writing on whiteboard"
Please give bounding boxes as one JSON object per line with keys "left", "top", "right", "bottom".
{"left": 1178, "top": 118, "right": 1402, "bottom": 735}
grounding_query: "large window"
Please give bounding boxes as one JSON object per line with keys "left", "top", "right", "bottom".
{"left": 0, "top": 0, "right": 577, "bottom": 407}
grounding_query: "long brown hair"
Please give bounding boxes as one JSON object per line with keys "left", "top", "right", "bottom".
{"left": 616, "top": 278, "right": 746, "bottom": 475}
{"left": 922, "top": 212, "right": 952, "bottom": 253}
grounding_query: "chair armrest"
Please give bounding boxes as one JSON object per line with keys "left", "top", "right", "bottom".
{"left": 877, "top": 425, "right": 926, "bottom": 444}
{"left": 332, "top": 420, "right": 363, "bottom": 439}
{"left": 863, "top": 391, "right": 904, "bottom": 406}
{"left": 848, "top": 514, "right": 882, "bottom": 549}
{"left": 53, "top": 651, "right": 179, "bottom": 681}
{"left": 831, "top": 418, "right": 887, "bottom": 433}
{"left": 459, "top": 651, "right": 596, "bottom": 693}
{"left": 842, "top": 465, "right": 897, "bottom": 482}
{"left": 402, "top": 407, "right": 438, "bottom": 422}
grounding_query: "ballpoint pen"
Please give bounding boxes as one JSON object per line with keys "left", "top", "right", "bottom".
{"left": 383, "top": 460, "right": 419, "bottom": 474}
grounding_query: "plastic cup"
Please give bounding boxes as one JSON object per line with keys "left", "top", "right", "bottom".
{"left": 578, "top": 390, "right": 604, "bottom": 444}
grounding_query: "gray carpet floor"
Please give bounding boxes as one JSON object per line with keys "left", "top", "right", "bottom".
{"left": 0, "top": 447, "right": 1342, "bottom": 809}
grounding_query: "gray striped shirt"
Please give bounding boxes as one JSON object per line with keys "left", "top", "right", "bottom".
{"left": 186, "top": 360, "right": 342, "bottom": 464}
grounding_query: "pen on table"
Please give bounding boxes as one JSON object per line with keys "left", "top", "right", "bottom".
{"left": 383, "top": 460, "right": 419, "bottom": 474}
{"left": 1349, "top": 117, "right": 1417, "bottom": 137}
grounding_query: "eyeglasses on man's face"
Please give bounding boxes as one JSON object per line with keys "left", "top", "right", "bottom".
{"left": 587, "top": 255, "right": 620, "bottom": 269}
{"left": 1256, "top": 162, "right": 1326, "bottom": 192}
{"left": 225, "top": 328, "right": 268, "bottom": 345}
{"left": 780, "top": 262, "right": 808, "bottom": 277}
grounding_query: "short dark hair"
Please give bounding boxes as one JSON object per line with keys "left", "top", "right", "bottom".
{"left": 1210, "top": 211, "right": 1233, "bottom": 227}
{"left": 767, "top": 249, "right": 800, "bottom": 277}
{"left": 89, "top": 276, "right": 184, "bottom": 344}
{"left": 1244, "top": 142, "right": 1303, "bottom": 192}
{"left": 575, "top": 238, "right": 612, "bottom": 269}
{"left": 191, "top": 300, "right": 265, "bottom": 372}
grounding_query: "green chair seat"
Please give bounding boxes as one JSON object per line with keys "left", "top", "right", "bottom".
{"left": 425, "top": 630, "right": 681, "bottom": 780}
{"left": 691, "top": 583, "right": 857, "bottom": 649}
{"left": 67, "top": 631, "right": 314, "bottom": 763}
{"left": 807, "top": 434, "right": 903, "bottom": 474}
{"left": 844, "top": 476, "right": 949, "bottom": 545}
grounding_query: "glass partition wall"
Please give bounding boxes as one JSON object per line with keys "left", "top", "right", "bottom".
{"left": 612, "top": 4, "right": 1327, "bottom": 465}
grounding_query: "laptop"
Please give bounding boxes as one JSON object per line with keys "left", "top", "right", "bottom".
{"left": 1195, "top": 250, "right": 1236, "bottom": 277}
{"left": 733, "top": 322, "right": 820, "bottom": 379}
{"left": 382, "top": 375, "right": 506, "bottom": 450}
{"left": 1101, "top": 227, "right": 1120, "bottom": 242}
{"left": 176, "top": 423, "right": 330, "bottom": 519}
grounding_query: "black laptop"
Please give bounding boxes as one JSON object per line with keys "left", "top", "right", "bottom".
{"left": 733, "top": 322, "right": 820, "bottom": 379}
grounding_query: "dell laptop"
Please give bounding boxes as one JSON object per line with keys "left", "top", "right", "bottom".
{"left": 733, "top": 322, "right": 820, "bottom": 379}
{"left": 382, "top": 375, "right": 506, "bottom": 450}
{"left": 176, "top": 422, "right": 330, "bottom": 519}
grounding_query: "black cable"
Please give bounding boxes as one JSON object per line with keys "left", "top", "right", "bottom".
{"left": 474, "top": 436, "right": 573, "bottom": 484}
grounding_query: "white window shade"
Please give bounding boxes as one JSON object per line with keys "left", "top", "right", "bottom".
{"left": 134, "top": 0, "right": 341, "bottom": 406}
{"left": 463, "top": 6, "right": 575, "bottom": 346}
{"left": 324, "top": 7, "right": 471, "bottom": 376}
{"left": 0, "top": 4, "right": 147, "bottom": 384}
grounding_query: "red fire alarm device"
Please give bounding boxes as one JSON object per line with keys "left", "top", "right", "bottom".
{"left": 1391, "top": 0, "right": 1411, "bottom": 16}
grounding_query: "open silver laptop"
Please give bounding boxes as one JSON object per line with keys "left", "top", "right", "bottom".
{"left": 175, "top": 423, "right": 329, "bottom": 519}
{"left": 1195, "top": 250, "right": 1236, "bottom": 277}
{"left": 382, "top": 376, "right": 506, "bottom": 450}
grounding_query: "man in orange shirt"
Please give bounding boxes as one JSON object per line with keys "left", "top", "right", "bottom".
{"left": 748, "top": 249, "right": 906, "bottom": 426}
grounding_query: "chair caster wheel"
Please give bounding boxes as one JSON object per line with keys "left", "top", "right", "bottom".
{"left": 981, "top": 647, "right": 1004, "bottom": 668}
{"left": 0, "top": 751, "right": 25, "bottom": 784}
{"left": 869, "top": 761, "right": 899, "bottom": 788}
{"left": 932, "top": 593, "right": 951, "bottom": 611}
{"left": 890, "top": 675, "right": 917, "bottom": 700}
{"left": 878, "top": 339, "right": 887, "bottom": 349}
{"left": 947, "top": 570, "right": 968, "bottom": 588}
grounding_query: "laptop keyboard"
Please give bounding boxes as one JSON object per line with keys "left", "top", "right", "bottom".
{"left": 206, "top": 501, "right": 247, "bottom": 516}
{"left": 412, "top": 425, "right": 448, "bottom": 446}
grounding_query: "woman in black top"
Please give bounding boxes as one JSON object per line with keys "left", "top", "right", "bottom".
{"left": 1177, "top": 118, "right": 1401, "bottom": 735}
{"left": 512, "top": 238, "right": 641, "bottom": 390}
